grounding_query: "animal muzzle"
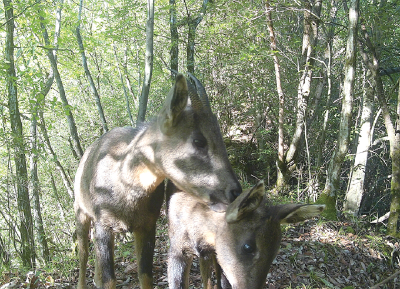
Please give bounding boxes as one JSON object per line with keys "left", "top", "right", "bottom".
{"left": 208, "top": 180, "right": 242, "bottom": 212}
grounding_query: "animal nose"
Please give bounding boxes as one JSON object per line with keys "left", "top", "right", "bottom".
{"left": 227, "top": 182, "right": 242, "bottom": 202}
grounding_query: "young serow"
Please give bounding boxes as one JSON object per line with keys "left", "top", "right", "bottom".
{"left": 74, "top": 73, "right": 242, "bottom": 289}
{"left": 167, "top": 181, "right": 325, "bottom": 289}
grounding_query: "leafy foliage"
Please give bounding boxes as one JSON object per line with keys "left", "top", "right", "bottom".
{"left": 0, "top": 0, "right": 399, "bottom": 285}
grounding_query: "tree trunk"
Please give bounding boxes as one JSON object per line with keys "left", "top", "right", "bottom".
{"left": 122, "top": 46, "right": 138, "bottom": 107}
{"left": 30, "top": 105, "right": 50, "bottom": 263}
{"left": 275, "top": 0, "right": 322, "bottom": 193}
{"left": 137, "top": 0, "right": 154, "bottom": 124}
{"left": 354, "top": 8, "right": 399, "bottom": 234}
{"left": 316, "top": 0, "right": 337, "bottom": 171}
{"left": 38, "top": 111, "right": 74, "bottom": 199}
{"left": 35, "top": 0, "right": 73, "bottom": 198}
{"left": 344, "top": 69, "right": 374, "bottom": 215}
{"left": 170, "top": 0, "right": 178, "bottom": 80}
{"left": 53, "top": 0, "right": 63, "bottom": 62}
{"left": 4, "top": 0, "right": 36, "bottom": 267}
{"left": 370, "top": 63, "right": 399, "bottom": 235}
{"left": 265, "top": 0, "right": 286, "bottom": 194}
{"left": 320, "top": 0, "right": 359, "bottom": 219}
{"left": 114, "top": 44, "right": 135, "bottom": 126}
{"left": 38, "top": 3, "right": 83, "bottom": 158}
{"left": 0, "top": 234, "right": 10, "bottom": 266}
{"left": 50, "top": 173, "right": 66, "bottom": 222}
{"left": 186, "top": 0, "right": 209, "bottom": 74}
{"left": 28, "top": 0, "right": 63, "bottom": 264}
{"left": 187, "top": 23, "right": 196, "bottom": 75}
{"left": 76, "top": 0, "right": 108, "bottom": 133}
{"left": 387, "top": 81, "right": 400, "bottom": 236}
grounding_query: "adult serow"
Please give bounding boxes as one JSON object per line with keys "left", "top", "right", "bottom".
{"left": 167, "top": 181, "right": 325, "bottom": 289}
{"left": 74, "top": 73, "right": 242, "bottom": 289}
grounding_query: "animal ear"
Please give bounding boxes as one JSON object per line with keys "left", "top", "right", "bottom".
{"left": 277, "top": 204, "right": 325, "bottom": 224}
{"left": 158, "top": 73, "right": 188, "bottom": 134}
{"left": 225, "top": 181, "right": 264, "bottom": 223}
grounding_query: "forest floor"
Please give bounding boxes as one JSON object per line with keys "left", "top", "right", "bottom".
{"left": 1, "top": 206, "right": 400, "bottom": 289}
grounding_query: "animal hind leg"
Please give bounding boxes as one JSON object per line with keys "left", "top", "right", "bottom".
{"left": 94, "top": 221, "right": 116, "bottom": 289}
{"left": 76, "top": 209, "right": 91, "bottom": 289}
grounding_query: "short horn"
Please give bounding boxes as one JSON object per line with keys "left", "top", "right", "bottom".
{"left": 185, "top": 77, "right": 203, "bottom": 110}
{"left": 187, "top": 72, "right": 210, "bottom": 108}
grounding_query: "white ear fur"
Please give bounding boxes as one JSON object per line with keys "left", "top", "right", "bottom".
{"left": 225, "top": 181, "right": 264, "bottom": 223}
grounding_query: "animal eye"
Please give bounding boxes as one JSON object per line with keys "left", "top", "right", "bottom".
{"left": 242, "top": 243, "right": 256, "bottom": 254}
{"left": 193, "top": 136, "right": 207, "bottom": 149}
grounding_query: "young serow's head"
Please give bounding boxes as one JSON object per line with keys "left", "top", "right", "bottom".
{"left": 215, "top": 181, "right": 325, "bottom": 288}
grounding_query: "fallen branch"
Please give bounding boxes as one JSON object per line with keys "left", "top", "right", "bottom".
{"left": 371, "top": 212, "right": 390, "bottom": 224}
{"left": 370, "top": 270, "right": 400, "bottom": 289}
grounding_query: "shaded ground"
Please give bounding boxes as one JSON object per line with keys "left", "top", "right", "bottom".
{"left": 2, "top": 208, "right": 400, "bottom": 289}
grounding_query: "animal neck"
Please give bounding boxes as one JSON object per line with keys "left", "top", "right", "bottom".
{"left": 124, "top": 124, "right": 166, "bottom": 192}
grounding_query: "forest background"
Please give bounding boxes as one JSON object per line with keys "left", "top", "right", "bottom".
{"left": 1, "top": 0, "right": 400, "bottom": 287}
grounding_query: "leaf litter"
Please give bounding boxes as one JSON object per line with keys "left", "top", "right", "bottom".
{"left": 1, "top": 209, "right": 399, "bottom": 289}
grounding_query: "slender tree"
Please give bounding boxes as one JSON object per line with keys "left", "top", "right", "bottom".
{"left": 316, "top": 0, "right": 337, "bottom": 173}
{"left": 0, "top": 234, "right": 10, "bottom": 266}
{"left": 355, "top": 13, "right": 400, "bottom": 234}
{"left": 30, "top": 102, "right": 50, "bottom": 263}
{"left": 357, "top": 2, "right": 400, "bottom": 237}
{"left": 34, "top": 0, "right": 73, "bottom": 199}
{"left": 38, "top": 111, "right": 74, "bottom": 199}
{"left": 122, "top": 46, "right": 138, "bottom": 105}
{"left": 76, "top": 0, "right": 108, "bottom": 133}
{"left": 50, "top": 173, "right": 66, "bottom": 222}
{"left": 137, "top": 0, "right": 154, "bottom": 124}
{"left": 28, "top": 0, "right": 64, "bottom": 264}
{"left": 170, "top": 0, "right": 178, "bottom": 80}
{"left": 388, "top": 80, "right": 400, "bottom": 236}
{"left": 274, "top": 0, "right": 322, "bottom": 193}
{"left": 319, "top": 0, "right": 359, "bottom": 219}
{"left": 114, "top": 44, "right": 135, "bottom": 126}
{"left": 344, "top": 68, "right": 374, "bottom": 215}
{"left": 4, "top": 0, "right": 36, "bottom": 267}
{"left": 265, "top": 0, "right": 286, "bottom": 194}
{"left": 38, "top": 1, "right": 84, "bottom": 158}
{"left": 185, "top": 0, "right": 209, "bottom": 74}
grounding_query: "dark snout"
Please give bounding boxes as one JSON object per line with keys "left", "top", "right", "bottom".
{"left": 208, "top": 180, "right": 242, "bottom": 212}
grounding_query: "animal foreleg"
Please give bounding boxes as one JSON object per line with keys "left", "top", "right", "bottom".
{"left": 200, "top": 255, "right": 214, "bottom": 289}
{"left": 134, "top": 227, "right": 157, "bottom": 289}
{"left": 212, "top": 257, "right": 231, "bottom": 289}
{"left": 168, "top": 252, "right": 193, "bottom": 289}
{"left": 220, "top": 272, "right": 231, "bottom": 289}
